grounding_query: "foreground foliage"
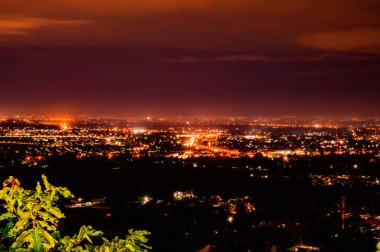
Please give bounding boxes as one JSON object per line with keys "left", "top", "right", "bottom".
{"left": 0, "top": 175, "right": 151, "bottom": 251}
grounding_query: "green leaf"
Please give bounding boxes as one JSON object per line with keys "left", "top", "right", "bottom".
{"left": 42, "top": 229, "right": 56, "bottom": 248}
{"left": 37, "top": 220, "right": 56, "bottom": 231}
{"left": 33, "top": 229, "right": 43, "bottom": 252}
{"left": 10, "top": 230, "right": 31, "bottom": 249}
{"left": 41, "top": 175, "right": 51, "bottom": 191}
{"left": 48, "top": 206, "right": 65, "bottom": 219}
{"left": 84, "top": 234, "right": 93, "bottom": 244}
{"left": 0, "top": 212, "right": 16, "bottom": 221}
{"left": 126, "top": 244, "right": 136, "bottom": 251}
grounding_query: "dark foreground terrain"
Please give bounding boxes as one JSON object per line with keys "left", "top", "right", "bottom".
{"left": 1, "top": 152, "right": 380, "bottom": 251}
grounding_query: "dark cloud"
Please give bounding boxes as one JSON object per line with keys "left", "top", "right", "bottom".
{"left": 0, "top": 0, "right": 379, "bottom": 50}
{"left": 166, "top": 54, "right": 361, "bottom": 63}
{"left": 0, "top": 17, "right": 90, "bottom": 36}
{"left": 294, "top": 27, "right": 380, "bottom": 52}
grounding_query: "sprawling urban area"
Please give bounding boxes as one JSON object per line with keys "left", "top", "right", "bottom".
{"left": 1, "top": 116, "right": 380, "bottom": 251}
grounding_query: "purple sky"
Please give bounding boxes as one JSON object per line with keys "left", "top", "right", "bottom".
{"left": 1, "top": 0, "right": 380, "bottom": 117}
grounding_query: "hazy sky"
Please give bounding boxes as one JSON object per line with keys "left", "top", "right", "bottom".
{"left": 1, "top": 0, "right": 380, "bottom": 117}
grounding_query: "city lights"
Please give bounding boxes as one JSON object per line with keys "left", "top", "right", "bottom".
{"left": 1, "top": 117, "right": 380, "bottom": 251}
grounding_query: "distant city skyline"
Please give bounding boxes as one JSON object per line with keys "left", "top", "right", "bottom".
{"left": 1, "top": 0, "right": 380, "bottom": 116}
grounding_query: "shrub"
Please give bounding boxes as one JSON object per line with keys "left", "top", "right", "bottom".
{"left": 0, "top": 175, "right": 151, "bottom": 251}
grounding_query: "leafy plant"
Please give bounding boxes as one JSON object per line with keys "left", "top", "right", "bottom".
{"left": 0, "top": 175, "right": 151, "bottom": 251}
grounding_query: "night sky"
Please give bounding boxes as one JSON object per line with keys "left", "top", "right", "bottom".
{"left": 1, "top": 0, "right": 380, "bottom": 117}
